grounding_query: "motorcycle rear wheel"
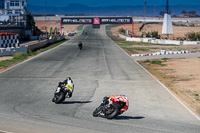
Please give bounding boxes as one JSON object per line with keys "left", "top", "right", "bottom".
{"left": 105, "top": 104, "right": 120, "bottom": 119}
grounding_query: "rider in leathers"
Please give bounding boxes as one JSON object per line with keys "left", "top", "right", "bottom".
{"left": 54, "top": 77, "right": 74, "bottom": 99}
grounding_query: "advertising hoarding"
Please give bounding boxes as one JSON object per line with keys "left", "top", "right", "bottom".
{"left": 61, "top": 17, "right": 132, "bottom": 24}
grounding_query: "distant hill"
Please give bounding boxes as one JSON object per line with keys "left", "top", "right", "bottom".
{"left": 27, "top": 4, "right": 200, "bottom": 17}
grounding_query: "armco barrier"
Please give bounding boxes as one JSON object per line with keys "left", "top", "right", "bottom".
{"left": 0, "top": 46, "right": 27, "bottom": 56}
{"left": 0, "top": 36, "right": 65, "bottom": 56}
{"left": 0, "top": 35, "right": 19, "bottom": 48}
{"left": 131, "top": 50, "right": 189, "bottom": 57}
{"left": 27, "top": 36, "right": 65, "bottom": 51}
{"left": 121, "top": 34, "right": 200, "bottom": 45}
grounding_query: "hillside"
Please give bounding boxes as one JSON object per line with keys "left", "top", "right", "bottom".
{"left": 27, "top": 4, "right": 200, "bottom": 17}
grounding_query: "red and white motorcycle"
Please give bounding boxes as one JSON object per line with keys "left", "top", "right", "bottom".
{"left": 93, "top": 95, "right": 129, "bottom": 119}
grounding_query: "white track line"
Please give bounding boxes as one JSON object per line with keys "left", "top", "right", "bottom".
{"left": 0, "top": 130, "right": 13, "bottom": 133}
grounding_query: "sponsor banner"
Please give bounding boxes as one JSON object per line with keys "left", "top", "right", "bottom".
{"left": 100, "top": 17, "right": 132, "bottom": 24}
{"left": 61, "top": 17, "right": 132, "bottom": 24}
{"left": 61, "top": 18, "right": 93, "bottom": 24}
{"left": 93, "top": 18, "right": 100, "bottom": 25}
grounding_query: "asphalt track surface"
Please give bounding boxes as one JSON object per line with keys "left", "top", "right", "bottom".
{"left": 0, "top": 25, "right": 200, "bottom": 133}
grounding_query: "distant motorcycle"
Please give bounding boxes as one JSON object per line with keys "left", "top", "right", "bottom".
{"left": 78, "top": 41, "right": 83, "bottom": 50}
{"left": 93, "top": 95, "right": 129, "bottom": 119}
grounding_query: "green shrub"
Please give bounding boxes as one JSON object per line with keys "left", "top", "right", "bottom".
{"left": 162, "top": 58, "right": 168, "bottom": 62}
{"left": 176, "top": 37, "right": 185, "bottom": 41}
{"left": 13, "top": 52, "right": 28, "bottom": 60}
{"left": 143, "top": 59, "right": 150, "bottom": 63}
{"left": 118, "top": 27, "right": 125, "bottom": 34}
{"left": 142, "top": 31, "right": 161, "bottom": 39}
{"left": 185, "top": 32, "right": 200, "bottom": 41}
{"left": 28, "top": 49, "right": 36, "bottom": 56}
{"left": 151, "top": 59, "right": 162, "bottom": 65}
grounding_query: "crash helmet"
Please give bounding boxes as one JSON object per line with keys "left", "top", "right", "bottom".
{"left": 66, "top": 77, "right": 71, "bottom": 81}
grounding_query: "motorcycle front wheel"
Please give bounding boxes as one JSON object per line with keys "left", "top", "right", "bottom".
{"left": 54, "top": 91, "right": 66, "bottom": 104}
{"left": 105, "top": 104, "right": 120, "bottom": 119}
{"left": 93, "top": 106, "right": 103, "bottom": 117}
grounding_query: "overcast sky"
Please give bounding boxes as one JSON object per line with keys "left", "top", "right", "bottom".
{"left": 27, "top": 0, "right": 200, "bottom": 7}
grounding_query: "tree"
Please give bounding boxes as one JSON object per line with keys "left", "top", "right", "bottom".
{"left": 181, "top": 10, "right": 187, "bottom": 14}
{"left": 189, "top": 11, "right": 196, "bottom": 15}
{"left": 118, "top": 27, "right": 125, "bottom": 34}
{"left": 26, "top": 12, "right": 35, "bottom": 27}
{"left": 142, "top": 31, "right": 160, "bottom": 39}
{"left": 26, "top": 12, "right": 42, "bottom": 36}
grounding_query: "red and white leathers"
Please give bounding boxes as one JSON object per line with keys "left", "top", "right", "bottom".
{"left": 107, "top": 95, "right": 129, "bottom": 112}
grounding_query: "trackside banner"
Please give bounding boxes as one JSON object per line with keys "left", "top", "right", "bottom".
{"left": 61, "top": 17, "right": 132, "bottom": 24}
{"left": 100, "top": 17, "right": 132, "bottom": 24}
{"left": 61, "top": 18, "right": 93, "bottom": 24}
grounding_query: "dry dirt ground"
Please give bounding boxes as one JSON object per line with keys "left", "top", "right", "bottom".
{"left": 139, "top": 58, "right": 200, "bottom": 115}
{"left": 0, "top": 56, "right": 13, "bottom": 61}
{"left": 112, "top": 23, "right": 200, "bottom": 39}
{"left": 35, "top": 20, "right": 80, "bottom": 34}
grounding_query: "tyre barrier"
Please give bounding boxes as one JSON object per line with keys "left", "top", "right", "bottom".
{"left": 0, "top": 35, "right": 19, "bottom": 48}
{"left": 131, "top": 50, "right": 189, "bottom": 57}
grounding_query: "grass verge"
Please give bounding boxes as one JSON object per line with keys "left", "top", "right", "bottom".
{"left": 0, "top": 39, "right": 67, "bottom": 71}
{"left": 115, "top": 40, "right": 177, "bottom": 47}
{"left": 77, "top": 25, "right": 84, "bottom": 35}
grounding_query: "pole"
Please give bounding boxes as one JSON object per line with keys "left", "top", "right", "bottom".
{"left": 60, "top": 19, "right": 62, "bottom": 36}
{"left": 44, "top": 1, "right": 46, "bottom": 21}
{"left": 143, "top": 1, "right": 147, "bottom": 37}
{"left": 132, "top": 18, "right": 134, "bottom": 38}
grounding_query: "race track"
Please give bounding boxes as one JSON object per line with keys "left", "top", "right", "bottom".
{"left": 0, "top": 25, "right": 200, "bottom": 133}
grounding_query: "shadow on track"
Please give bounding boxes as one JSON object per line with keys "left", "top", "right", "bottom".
{"left": 61, "top": 101, "right": 92, "bottom": 104}
{"left": 115, "top": 116, "right": 145, "bottom": 120}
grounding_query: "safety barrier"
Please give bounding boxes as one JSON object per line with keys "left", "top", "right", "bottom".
{"left": 120, "top": 34, "right": 200, "bottom": 45}
{"left": 0, "top": 36, "right": 65, "bottom": 56}
{"left": 131, "top": 50, "right": 189, "bottom": 57}
{"left": 27, "top": 36, "right": 65, "bottom": 51}
{"left": 0, "top": 33, "right": 19, "bottom": 48}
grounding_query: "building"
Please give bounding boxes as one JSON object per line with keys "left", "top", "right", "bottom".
{"left": 0, "top": 0, "right": 27, "bottom": 25}
{"left": 0, "top": 0, "right": 5, "bottom": 14}
{"left": 0, "top": 0, "right": 4, "bottom": 9}
{"left": 0, "top": 0, "right": 29, "bottom": 39}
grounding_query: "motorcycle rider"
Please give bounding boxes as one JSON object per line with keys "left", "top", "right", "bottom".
{"left": 103, "top": 95, "right": 129, "bottom": 112}
{"left": 93, "top": 95, "right": 129, "bottom": 118}
{"left": 53, "top": 77, "right": 74, "bottom": 102}
{"left": 78, "top": 41, "right": 83, "bottom": 50}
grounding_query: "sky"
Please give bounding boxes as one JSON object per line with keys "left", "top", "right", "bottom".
{"left": 28, "top": 0, "right": 200, "bottom": 7}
